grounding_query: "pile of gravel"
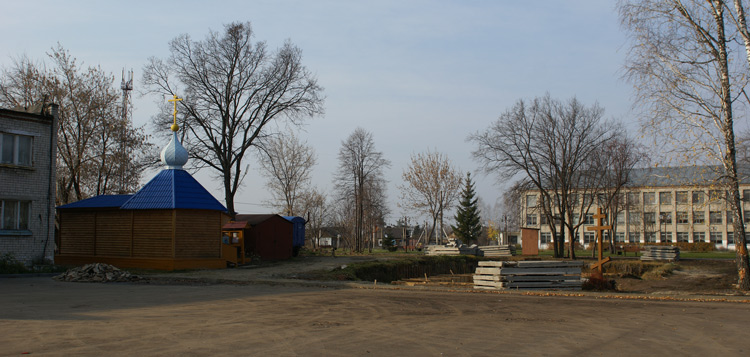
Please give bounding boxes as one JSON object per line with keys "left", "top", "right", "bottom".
{"left": 54, "top": 263, "right": 141, "bottom": 283}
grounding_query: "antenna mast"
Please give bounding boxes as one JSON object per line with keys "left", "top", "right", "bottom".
{"left": 119, "top": 68, "right": 134, "bottom": 194}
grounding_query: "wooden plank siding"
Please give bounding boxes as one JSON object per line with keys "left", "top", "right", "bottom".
{"left": 174, "top": 210, "right": 222, "bottom": 258}
{"left": 132, "top": 210, "right": 173, "bottom": 257}
{"left": 94, "top": 211, "right": 132, "bottom": 256}
{"left": 58, "top": 211, "right": 96, "bottom": 255}
{"left": 56, "top": 209, "right": 230, "bottom": 270}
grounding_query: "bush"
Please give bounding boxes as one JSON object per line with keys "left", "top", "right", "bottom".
{"left": 0, "top": 253, "right": 28, "bottom": 274}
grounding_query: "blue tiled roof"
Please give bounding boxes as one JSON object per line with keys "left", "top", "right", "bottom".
{"left": 282, "top": 216, "right": 306, "bottom": 224}
{"left": 120, "top": 169, "right": 227, "bottom": 212}
{"left": 57, "top": 194, "right": 133, "bottom": 209}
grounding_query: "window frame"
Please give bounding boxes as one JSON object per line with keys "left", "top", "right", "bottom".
{"left": 0, "top": 132, "right": 33, "bottom": 167}
{"left": 0, "top": 199, "right": 32, "bottom": 230}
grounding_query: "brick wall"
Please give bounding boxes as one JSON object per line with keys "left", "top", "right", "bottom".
{"left": 0, "top": 106, "right": 57, "bottom": 266}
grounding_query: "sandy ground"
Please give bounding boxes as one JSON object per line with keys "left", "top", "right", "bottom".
{"left": 2, "top": 268, "right": 750, "bottom": 356}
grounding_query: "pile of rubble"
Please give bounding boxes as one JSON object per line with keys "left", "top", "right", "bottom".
{"left": 54, "top": 263, "right": 141, "bottom": 283}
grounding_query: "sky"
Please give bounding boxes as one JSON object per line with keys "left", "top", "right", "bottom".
{"left": 0, "top": 1, "right": 637, "bottom": 224}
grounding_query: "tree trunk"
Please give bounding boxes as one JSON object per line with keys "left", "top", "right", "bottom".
{"left": 714, "top": 1, "right": 750, "bottom": 290}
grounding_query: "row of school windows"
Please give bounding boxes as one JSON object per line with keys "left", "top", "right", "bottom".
{"left": 0, "top": 132, "right": 33, "bottom": 167}
{"left": 0, "top": 199, "right": 31, "bottom": 230}
{"left": 527, "top": 210, "right": 746, "bottom": 226}
{"left": 526, "top": 190, "right": 750, "bottom": 208}
{"left": 540, "top": 231, "right": 739, "bottom": 244}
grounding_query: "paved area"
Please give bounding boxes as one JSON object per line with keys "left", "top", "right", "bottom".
{"left": 1, "top": 276, "right": 749, "bottom": 356}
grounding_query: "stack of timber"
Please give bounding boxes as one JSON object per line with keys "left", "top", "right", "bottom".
{"left": 425, "top": 244, "right": 480, "bottom": 256}
{"left": 478, "top": 245, "right": 516, "bottom": 257}
{"left": 473, "top": 261, "right": 583, "bottom": 290}
{"left": 641, "top": 246, "right": 680, "bottom": 261}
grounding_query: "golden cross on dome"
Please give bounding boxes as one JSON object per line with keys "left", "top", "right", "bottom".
{"left": 167, "top": 95, "right": 183, "bottom": 131}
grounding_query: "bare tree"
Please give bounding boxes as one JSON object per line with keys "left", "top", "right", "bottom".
{"left": 334, "top": 128, "right": 390, "bottom": 252}
{"left": 142, "top": 22, "right": 324, "bottom": 216}
{"left": 299, "top": 187, "right": 328, "bottom": 250}
{"left": 590, "top": 131, "right": 648, "bottom": 254}
{"left": 619, "top": 0, "right": 750, "bottom": 289}
{"left": 0, "top": 46, "right": 152, "bottom": 204}
{"left": 471, "top": 95, "right": 616, "bottom": 258}
{"left": 257, "top": 133, "right": 317, "bottom": 216}
{"left": 398, "top": 151, "right": 462, "bottom": 245}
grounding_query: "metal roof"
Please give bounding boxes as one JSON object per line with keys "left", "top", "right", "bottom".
{"left": 282, "top": 216, "right": 306, "bottom": 224}
{"left": 57, "top": 194, "right": 133, "bottom": 209}
{"left": 120, "top": 169, "right": 227, "bottom": 211}
{"left": 235, "top": 214, "right": 285, "bottom": 225}
{"left": 627, "top": 165, "right": 750, "bottom": 188}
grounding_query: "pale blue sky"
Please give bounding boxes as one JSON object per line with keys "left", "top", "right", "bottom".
{"left": 0, "top": 1, "right": 635, "bottom": 222}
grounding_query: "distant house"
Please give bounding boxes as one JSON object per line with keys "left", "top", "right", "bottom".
{"left": 234, "top": 214, "right": 305, "bottom": 260}
{"left": 55, "top": 124, "right": 230, "bottom": 270}
{"left": 0, "top": 104, "right": 58, "bottom": 266}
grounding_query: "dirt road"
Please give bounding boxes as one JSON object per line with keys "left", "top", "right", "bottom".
{"left": 2, "top": 276, "right": 748, "bottom": 356}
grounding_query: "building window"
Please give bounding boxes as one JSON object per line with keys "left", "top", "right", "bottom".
{"left": 628, "top": 232, "right": 640, "bottom": 243}
{"left": 659, "top": 192, "right": 672, "bottom": 205}
{"left": 615, "top": 232, "right": 625, "bottom": 243}
{"left": 660, "top": 232, "right": 673, "bottom": 243}
{"left": 644, "top": 212, "right": 656, "bottom": 225}
{"left": 693, "top": 211, "right": 705, "bottom": 224}
{"left": 659, "top": 212, "right": 672, "bottom": 224}
{"left": 693, "top": 232, "right": 706, "bottom": 243}
{"left": 0, "top": 133, "right": 33, "bottom": 167}
{"left": 726, "top": 211, "right": 734, "bottom": 224}
{"left": 616, "top": 212, "right": 625, "bottom": 224}
{"left": 583, "top": 232, "right": 596, "bottom": 244}
{"left": 540, "top": 214, "right": 548, "bottom": 225}
{"left": 644, "top": 232, "right": 656, "bottom": 243}
{"left": 0, "top": 200, "right": 31, "bottom": 230}
{"left": 744, "top": 190, "right": 750, "bottom": 202}
{"left": 643, "top": 192, "right": 656, "bottom": 205}
{"left": 675, "top": 191, "right": 688, "bottom": 205}
{"left": 710, "top": 232, "right": 723, "bottom": 244}
{"left": 627, "top": 192, "right": 640, "bottom": 205}
{"left": 709, "top": 211, "right": 722, "bottom": 225}
{"left": 540, "top": 232, "right": 551, "bottom": 244}
{"left": 727, "top": 232, "right": 734, "bottom": 245}
{"left": 709, "top": 190, "right": 723, "bottom": 202}
{"left": 584, "top": 213, "right": 594, "bottom": 225}
{"left": 692, "top": 191, "right": 705, "bottom": 205}
{"left": 676, "top": 211, "right": 688, "bottom": 224}
{"left": 526, "top": 194, "right": 537, "bottom": 208}
{"left": 676, "top": 232, "right": 689, "bottom": 242}
{"left": 526, "top": 214, "right": 537, "bottom": 226}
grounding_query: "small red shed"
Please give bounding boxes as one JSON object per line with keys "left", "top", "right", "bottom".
{"left": 235, "top": 214, "right": 294, "bottom": 260}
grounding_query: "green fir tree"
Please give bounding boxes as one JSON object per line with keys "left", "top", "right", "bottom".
{"left": 452, "top": 172, "right": 482, "bottom": 244}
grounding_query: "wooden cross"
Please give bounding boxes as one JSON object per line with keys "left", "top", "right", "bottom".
{"left": 586, "top": 207, "right": 612, "bottom": 273}
{"left": 168, "top": 95, "right": 183, "bottom": 131}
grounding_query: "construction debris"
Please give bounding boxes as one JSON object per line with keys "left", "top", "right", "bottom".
{"left": 641, "top": 246, "right": 680, "bottom": 261}
{"left": 54, "top": 263, "right": 141, "bottom": 283}
{"left": 425, "top": 244, "right": 480, "bottom": 256}
{"left": 473, "top": 260, "right": 583, "bottom": 291}
{"left": 478, "top": 245, "right": 516, "bottom": 257}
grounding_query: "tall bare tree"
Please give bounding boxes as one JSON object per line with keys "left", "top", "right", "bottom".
{"left": 334, "top": 128, "right": 390, "bottom": 252}
{"left": 619, "top": 0, "right": 750, "bottom": 289}
{"left": 471, "top": 95, "right": 616, "bottom": 258}
{"left": 0, "top": 46, "right": 152, "bottom": 204}
{"left": 142, "top": 22, "right": 324, "bottom": 216}
{"left": 398, "top": 151, "right": 462, "bottom": 245}
{"left": 257, "top": 133, "right": 316, "bottom": 216}
{"left": 299, "top": 187, "right": 328, "bottom": 250}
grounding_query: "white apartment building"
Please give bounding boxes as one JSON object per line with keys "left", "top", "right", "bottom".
{"left": 521, "top": 166, "right": 750, "bottom": 249}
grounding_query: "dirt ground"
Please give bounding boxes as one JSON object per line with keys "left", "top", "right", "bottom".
{"left": 2, "top": 257, "right": 749, "bottom": 356}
